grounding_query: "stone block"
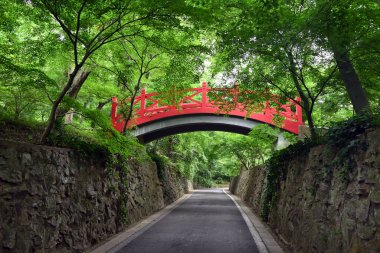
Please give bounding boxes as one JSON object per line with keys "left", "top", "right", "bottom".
{"left": 21, "top": 152, "right": 32, "bottom": 166}
{"left": 374, "top": 208, "right": 380, "bottom": 226}
{"left": 357, "top": 224, "right": 376, "bottom": 240}
{"left": 369, "top": 189, "right": 380, "bottom": 204}
{"left": 0, "top": 168, "right": 23, "bottom": 183}
{"left": 356, "top": 199, "right": 370, "bottom": 222}
{"left": 365, "top": 169, "right": 379, "bottom": 184}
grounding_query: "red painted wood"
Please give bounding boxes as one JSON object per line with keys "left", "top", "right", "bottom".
{"left": 111, "top": 83, "right": 304, "bottom": 134}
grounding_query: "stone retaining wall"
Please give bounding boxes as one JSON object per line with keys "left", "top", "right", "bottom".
{"left": 229, "top": 166, "right": 266, "bottom": 214}
{"left": 157, "top": 165, "right": 190, "bottom": 205}
{"left": 230, "top": 128, "right": 380, "bottom": 253}
{"left": 0, "top": 140, "right": 188, "bottom": 253}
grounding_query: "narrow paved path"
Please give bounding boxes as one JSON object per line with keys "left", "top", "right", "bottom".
{"left": 117, "top": 189, "right": 259, "bottom": 253}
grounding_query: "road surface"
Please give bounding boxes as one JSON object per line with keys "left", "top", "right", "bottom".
{"left": 117, "top": 189, "right": 259, "bottom": 253}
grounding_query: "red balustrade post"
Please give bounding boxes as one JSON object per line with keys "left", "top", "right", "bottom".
{"left": 233, "top": 83, "right": 239, "bottom": 106}
{"left": 202, "top": 82, "right": 208, "bottom": 108}
{"left": 140, "top": 89, "right": 146, "bottom": 115}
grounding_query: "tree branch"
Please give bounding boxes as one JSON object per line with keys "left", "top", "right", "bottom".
{"left": 73, "top": 0, "right": 87, "bottom": 66}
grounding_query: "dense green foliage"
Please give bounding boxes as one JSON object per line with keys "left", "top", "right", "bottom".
{"left": 146, "top": 124, "right": 287, "bottom": 187}
{"left": 147, "top": 132, "right": 238, "bottom": 187}
{"left": 0, "top": 1, "right": 379, "bottom": 190}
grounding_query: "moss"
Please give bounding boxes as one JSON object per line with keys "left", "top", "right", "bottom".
{"left": 117, "top": 196, "right": 129, "bottom": 225}
{"left": 326, "top": 112, "right": 380, "bottom": 148}
{"left": 308, "top": 185, "right": 317, "bottom": 198}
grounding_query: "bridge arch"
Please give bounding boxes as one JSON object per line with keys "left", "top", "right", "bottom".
{"left": 111, "top": 82, "right": 304, "bottom": 145}
{"left": 131, "top": 114, "right": 258, "bottom": 143}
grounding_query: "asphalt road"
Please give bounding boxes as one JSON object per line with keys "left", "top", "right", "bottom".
{"left": 117, "top": 189, "right": 259, "bottom": 253}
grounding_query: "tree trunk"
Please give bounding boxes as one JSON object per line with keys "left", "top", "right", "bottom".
{"left": 286, "top": 50, "right": 316, "bottom": 138}
{"left": 305, "top": 111, "right": 317, "bottom": 139}
{"left": 235, "top": 152, "right": 250, "bottom": 170}
{"left": 40, "top": 67, "right": 80, "bottom": 143}
{"left": 331, "top": 46, "right": 371, "bottom": 114}
{"left": 122, "top": 74, "right": 144, "bottom": 134}
{"left": 60, "top": 70, "right": 91, "bottom": 124}
{"left": 68, "top": 70, "right": 91, "bottom": 99}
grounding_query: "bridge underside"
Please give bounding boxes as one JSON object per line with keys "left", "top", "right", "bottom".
{"left": 131, "top": 114, "right": 265, "bottom": 142}
{"left": 131, "top": 114, "right": 289, "bottom": 149}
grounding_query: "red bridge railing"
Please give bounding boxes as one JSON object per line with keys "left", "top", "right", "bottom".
{"left": 111, "top": 82, "right": 304, "bottom": 134}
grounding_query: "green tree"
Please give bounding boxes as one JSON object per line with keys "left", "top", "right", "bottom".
{"left": 209, "top": 0, "right": 379, "bottom": 138}
{"left": 219, "top": 125, "right": 279, "bottom": 170}
{"left": 210, "top": 1, "right": 335, "bottom": 138}
{"left": 311, "top": 0, "right": 379, "bottom": 114}
{"left": 0, "top": 4, "right": 59, "bottom": 121}
{"left": 31, "top": 0, "right": 209, "bottom": 142}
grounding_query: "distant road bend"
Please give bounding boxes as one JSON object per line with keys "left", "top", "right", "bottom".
{"left": 117, "top": 189, "right": 259, "bottom": 253}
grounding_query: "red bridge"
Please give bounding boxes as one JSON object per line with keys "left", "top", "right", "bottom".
{"left": 111, "top": 82, "right": 304, "bottom": 142}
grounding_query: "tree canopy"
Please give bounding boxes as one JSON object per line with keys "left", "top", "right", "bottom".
{"left": 0, "top": 0, "right": 379, "bottom": 184}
